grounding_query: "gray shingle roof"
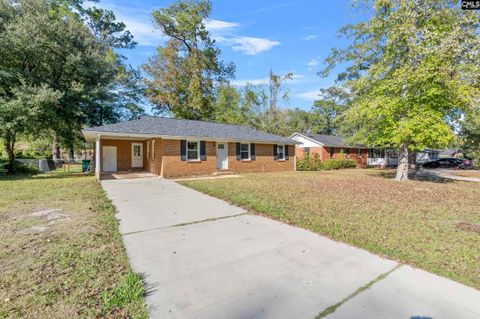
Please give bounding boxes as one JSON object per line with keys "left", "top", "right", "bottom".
{"left": 301, "top": 133, "right": 365, "bottom": 148}
{"left": 83, "top": 116, "right": 297, "bottom": 144}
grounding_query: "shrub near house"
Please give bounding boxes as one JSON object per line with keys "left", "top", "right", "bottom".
{"left": 296, "top": 153, "right": 357, "bottom": 171}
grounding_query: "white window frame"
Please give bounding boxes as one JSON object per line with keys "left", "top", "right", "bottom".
{"left": 240, "top": 143, "right": 251, "bottom": 161}
{"left": 147, "top": 141, "right": 150, "bottom": 160}
{"left": 187, "top": 140, "right": 200, "bottom": 161}
{"left": 152, "top": 140, "right": 155, "bottom": 160}
{"left": 277, "top": 144, "right": 285, "bottom": 161}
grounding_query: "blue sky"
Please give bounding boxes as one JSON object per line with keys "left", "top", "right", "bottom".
{"left": 97, "top": 0, "right": 360, "bottom": 111}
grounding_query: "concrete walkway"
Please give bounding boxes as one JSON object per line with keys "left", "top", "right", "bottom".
{"left": 102, "top": 177, "right": 480, "bottom": 319}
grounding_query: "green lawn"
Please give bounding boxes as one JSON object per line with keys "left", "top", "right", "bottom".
{"left": 0, "top": 172, "right": 148, "bottom": 318}
{"left": 179, "top": 169, "right": 480, "bottom": 289}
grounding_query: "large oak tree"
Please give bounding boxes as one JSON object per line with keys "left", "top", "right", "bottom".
{"left": 0, "top": 0, "right": 141, "bottom": 166}
{"left": 322, "top": 0, "right": 480, "bottom": 180}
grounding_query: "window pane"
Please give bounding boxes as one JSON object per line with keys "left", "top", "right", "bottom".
{"left": 240, "top": 144, "right": 249, "bottom": 151}
{"left": 188, "top": 142, "right": 198, "bottom": 151}
{"left": 218, "top": 144, "right": 224, "bottom": 149}
{"left": 241, "top": 151, "right": 249, "bottom": 159}
{"left": 277, "top": 145, "right": 284, "bottom": 159}
{"left": 134, "top": 145, "right": 140, "bottom": 156}
{"left": 187, "top": 150, "right": 198, "bottom": 160}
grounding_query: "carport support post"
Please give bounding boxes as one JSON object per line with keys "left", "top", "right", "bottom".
{"left": 95, "top": 134, "right": 101, "bottom": 180}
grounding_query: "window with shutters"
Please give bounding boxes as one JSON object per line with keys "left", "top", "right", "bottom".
{"left": 240, "top": 143, "right": 250, "bottom": 160}
{"left": 330, "top": 147, "right": 335, "bottom": 158}
{"left": 187, "top": 141, "right": 200, "bottom": 160}
{"left": 304, "top": 147, "right": 310, "bottom": 156}
{"left": 277, "top": 144, "right": 285, "bottom": 160}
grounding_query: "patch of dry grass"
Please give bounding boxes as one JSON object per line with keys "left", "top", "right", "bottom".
{"left": 451, "top": 170, "right": 480, "bottom": 178}
{"left": 0, "top": 173, "right": 148, "bottom": 319}
{"left": 180, "top": 169, "right": 480, "bottom": 289}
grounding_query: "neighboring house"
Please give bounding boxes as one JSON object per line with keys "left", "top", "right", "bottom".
{"left": 289, "top": 132, "right": 368, "bottom": 166}
{"left": 439, "top": 148, "right": 463, "bottom": 159}
{"left": 82, "top": 116, "right": 297, "bottom": 179}
{"left": 290, "top": 132, "right": 440, "bottom": 167}
{"left": 416, "top": 149, "right": 440, "bottom": 163}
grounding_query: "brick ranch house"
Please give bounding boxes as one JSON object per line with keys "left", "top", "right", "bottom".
{"left": 290, "top": 132, "right": 440, "bottom": 167}
{"left": 289, "top": 132, "right": 368, "bottom": 166}
{"left": 82, "top": 116, "right": 298, "bottom": 179}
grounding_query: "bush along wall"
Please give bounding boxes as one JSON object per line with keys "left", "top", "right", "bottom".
{"left": 296, "top": 154, "right": 357, "bottom": 171}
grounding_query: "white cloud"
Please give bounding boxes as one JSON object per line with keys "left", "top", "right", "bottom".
{"left": 307, "top": 58, "right": 319, "bottom": 66}
{"left": 302, "top": 34, "right": 318, "bottom": 41}
{"left": 230, "top": 36, "right": 281, "bottom": 55}
{"left": 296, "top": 90, "right": 320, "bottom": 101}
{"left": 121, "top": 18, "right": 166, "bottom": 46}
{"left": 205, "top": 20, "right": 280, "bottom": 56}
{"left": 90, "top": 3, "right": 279, "bottom": 54}
{"left": 205, "top": 19, "right": 239, "bottom": 31}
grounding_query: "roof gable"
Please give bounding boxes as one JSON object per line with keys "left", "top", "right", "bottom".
{"left": 292, "top": 132, "right": 365, "bottom": 148}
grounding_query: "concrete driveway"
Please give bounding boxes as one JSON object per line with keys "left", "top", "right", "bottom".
{"left": 102, "top": 177, "right": 480, "bottom": 319}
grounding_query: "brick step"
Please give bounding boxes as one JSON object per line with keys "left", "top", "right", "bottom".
{"left": 213, "top": 170, "right": 234, "bottom": 176}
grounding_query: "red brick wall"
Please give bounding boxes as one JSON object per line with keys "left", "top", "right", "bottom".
{"left": 227, "top": 143, "right": 295, "bottom": 173}
{"left": 100, "top": 139, "right": 147, "bottom": 172}
{"left": 100, "top": 138, "right": 296, "bottom": 177}
{"left": 162, "top": 140, "right": 295, "bottom": 178}
{"left": 162, "top": 140, "right": 217, "bottom": 178}
{"left": 145, "top": 138, "right": 163, "bottom": 175}
{"left": 296, "top": 146, "right": 368, "bottom": 166}
{"left": 296, "top": 146, "right": 327, "bottom": 161}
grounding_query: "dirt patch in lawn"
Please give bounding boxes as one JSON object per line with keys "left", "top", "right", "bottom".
{"left": 180, "top": 169, "right": 480, "bottom": 289}
{"left": 456, "top": 221, "right": 480, "bottom": 234}
{"left": 0, "top": 173, "right": 148, "bottom": 319}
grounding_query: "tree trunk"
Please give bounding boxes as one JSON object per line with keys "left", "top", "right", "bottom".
{"left": 68, "top": 147, "right": 74, "bottom": 162}
{"left": 52, "top": 133, "right": 60, "bottom": 160}
{"left": 395, "top": 144, "right": 409, "bottom": 181}
{"left": 409, "top": 151, "right": 419, "bottom": 171}
{"left": 3, "top": 131, "right": 16, "bottom": 171}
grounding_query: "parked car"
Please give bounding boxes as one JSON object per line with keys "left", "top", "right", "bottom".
{"left": 422, "top": 158, "right": 473, "bottom": 169}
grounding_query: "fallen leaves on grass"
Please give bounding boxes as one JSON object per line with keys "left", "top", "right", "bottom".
{"left": 180, "top": 169, "right": 480, "bottom": 289}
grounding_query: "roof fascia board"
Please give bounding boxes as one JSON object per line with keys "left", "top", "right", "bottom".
{"left": 83, "top": 130, "right": 298, "bottom": 145}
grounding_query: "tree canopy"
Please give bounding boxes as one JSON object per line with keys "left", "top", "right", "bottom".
{"left": 311, "top": 86, "right": 349, "bottom": 135}
{"left": 322, "top": 0, "right": 480, "bottom": 180}
{"left": 144, "top": 0, "right": 235, "bottom": 120}
{"left": 0, "top": 0, "right": 142, "bottom": 165}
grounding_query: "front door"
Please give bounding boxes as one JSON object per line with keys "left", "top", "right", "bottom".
{"left": 102, "top": 146, "right": 117, "bottom": 172}
{"left": 216, "top": 143, "right": 228, "bottom": 170}
{"left": 131, "top": 143, "right": 143, "bottom": 168}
